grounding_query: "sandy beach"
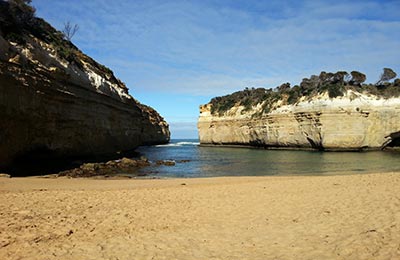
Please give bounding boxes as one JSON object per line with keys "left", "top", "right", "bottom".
{"left": 1, "top": 173, "right": 400, "bottom": 260}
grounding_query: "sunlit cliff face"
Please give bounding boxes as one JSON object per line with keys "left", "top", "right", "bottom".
{"left": 198, "top": 90, "right": 400, "bottom": 151}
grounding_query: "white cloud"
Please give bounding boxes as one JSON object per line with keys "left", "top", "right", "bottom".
{"left": 31, "top": 0, "right": 400, "bottom": 138}
{"left": 34, "top": 0, "right": 400, "bottom": 97}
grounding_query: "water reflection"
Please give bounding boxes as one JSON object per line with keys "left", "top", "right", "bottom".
{"left": 136, "top": 140, "right": 400, "bottom": 178}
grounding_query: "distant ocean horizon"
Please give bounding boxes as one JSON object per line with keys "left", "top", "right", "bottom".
{"left": 136, "top": 139, "right": 400, "bottom": 178}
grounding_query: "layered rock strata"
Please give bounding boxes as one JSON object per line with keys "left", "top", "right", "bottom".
{"left": 0, "top": 1, "right": 170, "bottom": 169}
{"left": 198, "top": 91, "right": 400, "bottom": 151}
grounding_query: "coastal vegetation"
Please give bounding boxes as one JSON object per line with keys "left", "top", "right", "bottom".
{"left": 0, "top": 0, "right": 114, "bottom": 77}
{"left": 210, "top": 69, "right": 399, "bottom": 115}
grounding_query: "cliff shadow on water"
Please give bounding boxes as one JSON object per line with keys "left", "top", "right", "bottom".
{"left": 3, "top": 147, "right": 143, "bottom": 177}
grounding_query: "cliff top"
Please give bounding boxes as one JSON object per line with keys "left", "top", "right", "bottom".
{"left": 208, "top": 69, "right": 400, "bottom": 116}
{"left": 0, "top": 0, "right": 131, "bottom": 97}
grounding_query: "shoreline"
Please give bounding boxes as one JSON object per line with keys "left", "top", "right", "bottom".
{"left": 1, "top": 172, "right": 400, "bottom": 259}
{"left": 198, "top": 142, "right": 395, "bottom": 152}
{"left": 4, "top": 166, "right": 399, "bottom": 181}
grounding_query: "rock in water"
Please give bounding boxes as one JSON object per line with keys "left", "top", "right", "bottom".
{"left": 156, "top": 160, "right": 176, "bottom": 166}
{"left": 0, "top": 1, "right": 170, "bottom": 170}
{"left": 57, "top": 158, "right": 151, "bottom": 178}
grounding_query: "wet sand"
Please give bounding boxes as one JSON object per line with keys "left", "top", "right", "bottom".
{"left": 1, "top": 173, "right": 400, "bottom": 259}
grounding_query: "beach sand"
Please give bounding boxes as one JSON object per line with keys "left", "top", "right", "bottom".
{"left": 1, "top": 173, "right": 400, "bottom": 260}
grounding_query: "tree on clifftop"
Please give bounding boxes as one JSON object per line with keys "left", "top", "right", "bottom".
{"left": 62, "top": 21, "right": 79, "bottom": 41}
{"left": 378, "top": 68, "right": 397, "bottom": 85}
{"left": 349, "top": 71, "right": 366, "bottom": 85}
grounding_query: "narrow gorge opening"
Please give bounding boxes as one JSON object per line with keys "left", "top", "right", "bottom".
{"left": 306, "top": 137, "right": 324, "bottom": 151}
{"left": 382, "top": 131, "right": 400, "bottom": 150}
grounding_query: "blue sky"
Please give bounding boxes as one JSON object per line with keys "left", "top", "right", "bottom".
{"left": 32, "top": 0, "right": 400, "bottom": 139}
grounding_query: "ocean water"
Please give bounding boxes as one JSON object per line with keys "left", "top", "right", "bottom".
{"left": 136, "top": 139, "right": 400, "bottom": 178}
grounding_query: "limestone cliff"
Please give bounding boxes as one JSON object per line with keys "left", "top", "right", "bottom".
{"left": 198, "top": 72, "right": 400, "bottom": 151}
{"left": 0, "top": 1, "right": 170, "bottom": 169}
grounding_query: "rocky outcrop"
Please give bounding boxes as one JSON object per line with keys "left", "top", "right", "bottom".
{"left": 0, "top": 1, "right": 170, "bottom": 170}
{"left": 199, "top": 81, "right": 400, "bottom": 151}
{"left": 57, "top": 157, "right": 151, "bottom": 178}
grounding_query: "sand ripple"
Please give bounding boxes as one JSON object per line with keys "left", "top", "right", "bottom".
{"left": 1, "top": 173, "right": 400, "bottom": 259}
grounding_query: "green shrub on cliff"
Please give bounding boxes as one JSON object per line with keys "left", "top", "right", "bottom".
{"left": 0, "top": 0, "right": 116, "bottom": 80}
{"left": 1, "top": 1, "right": 74, "bottom": 56}
{"left": 0, "top": 0, "right": 35, "bottom": 44}
{"left": 287, "top": 85, "right": 301, "bottom": 104}
{"left": 209, "top": 69, "right": 399, "bottom": 116}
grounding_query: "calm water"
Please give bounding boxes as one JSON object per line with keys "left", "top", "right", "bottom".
{"left": 136, "top": 139, "right": 400, "bottom": 178}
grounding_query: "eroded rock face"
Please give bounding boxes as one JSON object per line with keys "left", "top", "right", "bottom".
{"left": 198, "top": 91, "right": 400, "bottom": 151}
{"left": 0, "top": 2, "right": 170, "bottom": 169}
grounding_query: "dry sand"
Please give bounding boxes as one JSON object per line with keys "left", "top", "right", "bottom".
{"left": 1, "top": 173, "right": 400, "bottom": 260}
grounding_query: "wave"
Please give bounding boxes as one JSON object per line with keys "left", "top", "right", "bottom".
{"left": 155, "top": 141, "right": 200, "bottom": 147}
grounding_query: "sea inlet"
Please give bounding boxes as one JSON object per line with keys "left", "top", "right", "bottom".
{"left": 136, "top": 139, "right": 400, "bottom": 178}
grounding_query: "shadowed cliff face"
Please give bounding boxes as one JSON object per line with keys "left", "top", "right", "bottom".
{"left": 0, "top": 1, "right": 170, "bottom": 172}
